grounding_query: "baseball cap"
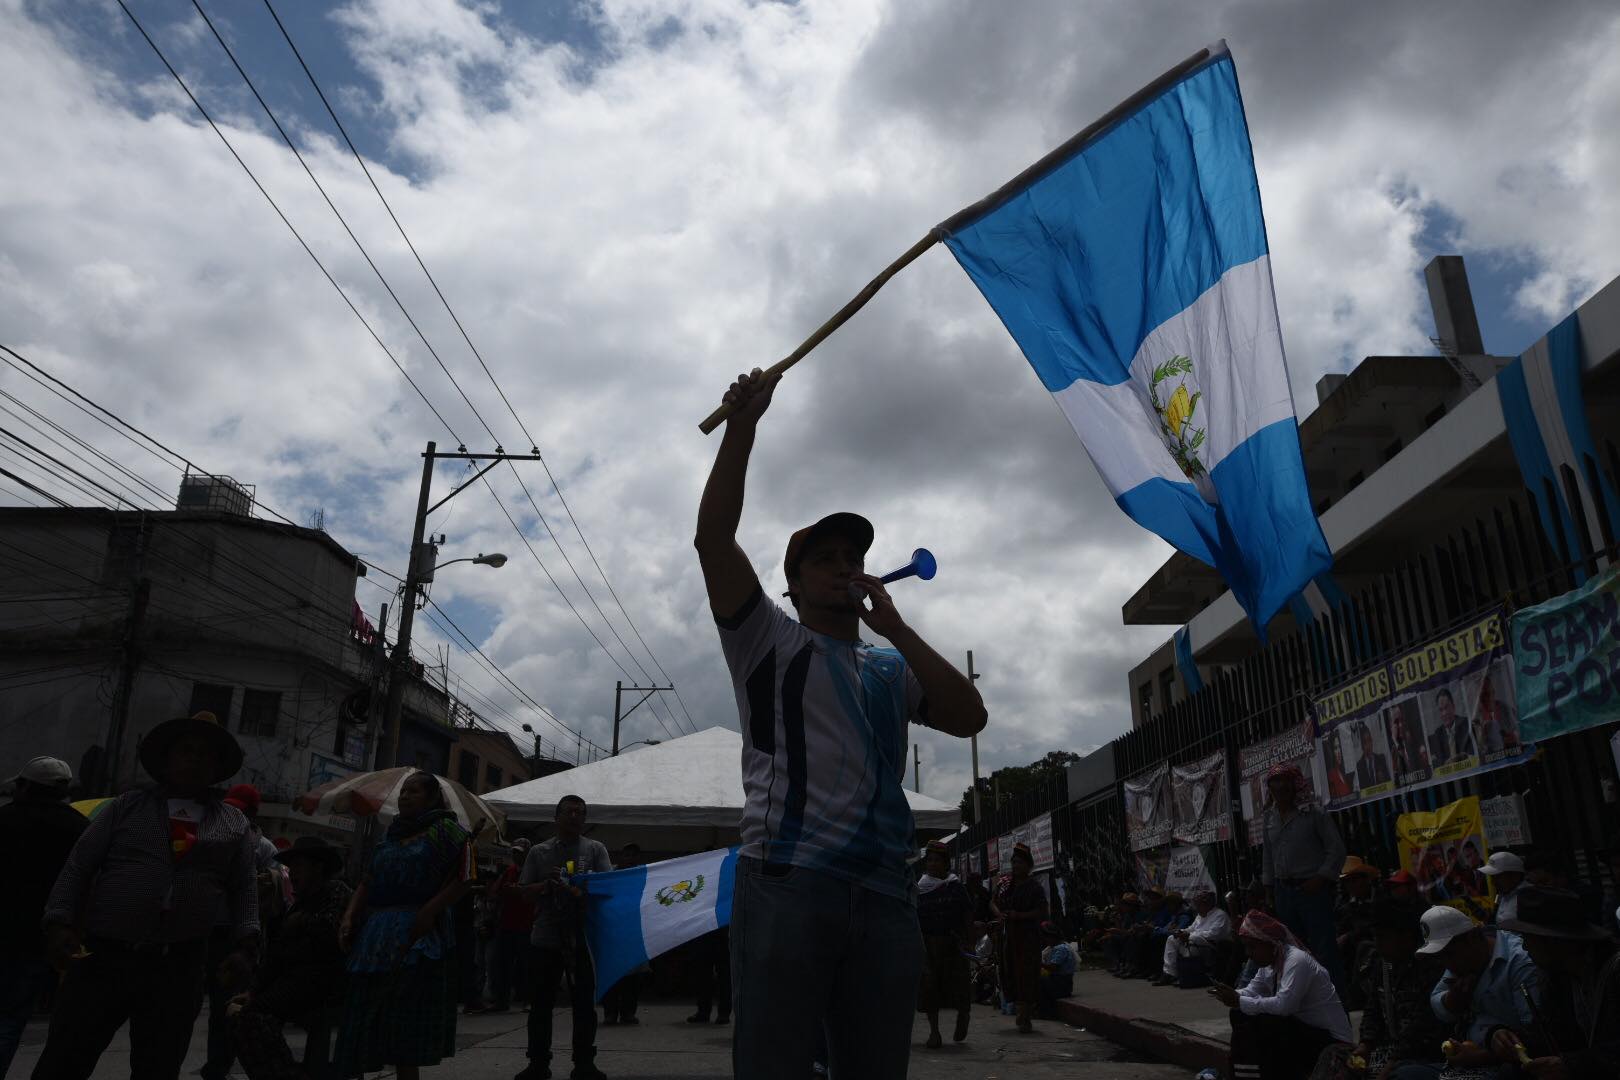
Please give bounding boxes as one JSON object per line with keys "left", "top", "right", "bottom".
{"left": 1479, "top": 851, "right": 1525, "bottom": 876}
{"left": 1416, "top": 905, "right": 1481, "bottom": 954}
{"left": 782, "top": 513, "right": 874, "bottom": 585}
{"left": 12, "top": 756, "right": 72, "bottom": 786}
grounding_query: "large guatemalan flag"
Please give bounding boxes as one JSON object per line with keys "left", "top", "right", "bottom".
{"left": 577, "top": 847, "right": 738, "bottom": 1001}
{"left": 938, "top": 41, "right": 1330, "bottom": 631}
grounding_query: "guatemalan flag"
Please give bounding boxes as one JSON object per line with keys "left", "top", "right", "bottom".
{"left": 938, "top": 41, "right": 1331, "bottom": 631}
{"left": 578, "top": 846, "right": 738, "bottom": 1001}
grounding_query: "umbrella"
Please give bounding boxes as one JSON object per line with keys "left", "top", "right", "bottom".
{"left": 295, "top": 767, "right": 504, "bottom": 839}
{"left": 70, "top": 797, "right": 115, "bottom": 820}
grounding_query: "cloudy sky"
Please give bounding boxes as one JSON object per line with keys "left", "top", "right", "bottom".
{"left": 3, "top": 0, "right": 1617, "bottom": 804}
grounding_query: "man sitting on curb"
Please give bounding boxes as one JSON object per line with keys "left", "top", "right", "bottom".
{"left": 1213, "top": 910, "right": 1352, "bottom": 1080}
{"left": 1489, "top": 886, "right": 1620, "bottom": 1079}
{"left": 1421, "top": 904, "right": 1537, "bottom": 1074}
{"left": 1157, "top": 890, "right": 1232, "bottom": 987}
{"left": 1037, "top": 922, "right": 1076, "bottom": 1018}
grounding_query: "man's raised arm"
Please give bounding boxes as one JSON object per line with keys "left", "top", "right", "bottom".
{"left": 694, "top": 368, "right": 779, "bottom": 619}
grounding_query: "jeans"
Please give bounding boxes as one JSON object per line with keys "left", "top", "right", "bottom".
{"left": 731, "top": 857, "right": 923, "bottom": 1080}
{"left": 525, "top": 942, "right": 596, "bottom": 1067}
{"left": 1273, "top": 882, "right": 1344, "bottom": 992}
{"left": 491, "top": 929, "right": 530, "bottom": 1010}
{"left": 0, "top": 952, "right": 51, "bottom": 1079}
{"left": 31, "top": 938, "right": 209, "bottom": 1080}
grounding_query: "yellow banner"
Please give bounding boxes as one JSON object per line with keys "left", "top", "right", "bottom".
{"left": 1395, "top": 795, "right": 1495, "bottom": 918}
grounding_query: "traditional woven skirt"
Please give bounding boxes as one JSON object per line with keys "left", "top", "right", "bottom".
{"left": 917, "top": 933, "right": 971, "bottom": 1013}
{"left": 335, "top": 958, "right": 457, "bottom": 1073}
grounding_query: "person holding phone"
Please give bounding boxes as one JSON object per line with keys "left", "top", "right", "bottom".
{"left": 1210, "top": 909, "right": 1351, "bottom": 1079}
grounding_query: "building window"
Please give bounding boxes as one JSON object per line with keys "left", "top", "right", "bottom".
{"left": 1160, "top": 667, "right": 1176, "bottom": 709}
{"left": 458, "top": 752, "right": 480, "bottom": 791}
{"left": 485, "top": 763, "right": 502, "bottom": 791}
{"left": 188, "top": 683, "right": 234, "bottom": 723}
{"left": 1137, "top": 682, "right": 1153, "bottom": 725}
{"left": 238, "top": 689, "right": 281, "bottom": 737}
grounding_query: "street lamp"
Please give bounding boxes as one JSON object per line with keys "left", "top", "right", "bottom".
{"left": 433, "top": 551, "right": 508, "bottom": 572}
{"left": 617, "top": 739, "right": 661, "bottom": 754}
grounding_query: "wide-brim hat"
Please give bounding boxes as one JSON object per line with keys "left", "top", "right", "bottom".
{"left": 139, "top": 711, "right": 243, "bottom": 784}
{"left": 783, "top": 512, "right": 874, "bottom": 584}
{"left": 1340, "top": 855, "right": 1382, "bottom": 879}
{"left": 1498, "top": 885, "right": 1612, "bottom": 941}
{"left": 275, "top": 835, "right": 344, "bottom": 873}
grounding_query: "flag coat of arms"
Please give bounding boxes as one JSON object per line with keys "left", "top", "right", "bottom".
{"left": 578, "top": 846, "right": 738, "bottom": 1001}
{"left": 938, "top": 41, "right": 1330, "bottom": 630}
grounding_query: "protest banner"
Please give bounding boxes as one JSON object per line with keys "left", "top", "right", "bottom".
{"left": 1311, "top": 608, "right": 1533, "bottom": 812}
{"left": 987, "top": 838, "right": 1000, "bottom": 875}
{"left": 1133, "top": 847, "right": 1169, "bottom": 892}
{"left": 1172, "top": 751, "right": 1232, "bottom": 844}
{"left": 1480, "top": 793, "right": 1531, "bottom": 848}
{"left": 1123, "top": 762, "right": 1173, "bottom": 851}
{"left": 1165, "top": 844, "right": 1217, "bottom": 896}
{"left": 1395, "top": 795, "right": 1495, "bottom": 916}
{"left": 1237, "top": 722, "right": 1324, "bottom": 840}
{"left": 997, "top": 832, "right": 1014, "bottom": 872}
{"left": 1029, "top": 812, "right": 1055, "bottom": 870}
{"left": 1513, "top": 566, "right": 1620, "bottom": 743}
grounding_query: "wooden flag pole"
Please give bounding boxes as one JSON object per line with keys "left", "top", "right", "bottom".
{"left": 697, "top": 231, "right": 939, "bottom": 434}
{"left": 697, "top": 41, "right": 1220, "bottom": 436}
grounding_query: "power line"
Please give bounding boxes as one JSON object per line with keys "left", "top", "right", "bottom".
{"left": 111, "top": 1, "right": 464, "bottom": 444}
{"left": 260, "top": 0, "right": 697, "bottom": 734}
{"left": 189, "top": 0, "right": 500, "bottom": 447}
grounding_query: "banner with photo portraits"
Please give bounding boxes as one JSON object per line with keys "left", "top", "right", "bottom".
{"left": 1309, "top": 607, "right": 1535, "bottom": 811}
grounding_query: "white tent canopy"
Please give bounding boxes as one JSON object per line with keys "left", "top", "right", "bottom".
{"left": 485, "top": 726, "right": 961, "bottom": 854}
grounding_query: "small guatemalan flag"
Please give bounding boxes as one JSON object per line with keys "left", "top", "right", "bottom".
{"left": 938, "top": 41, "right": 1331, "bottom": 632}
{"left": 577, "top": 847, "right": 739, "bottom": 1001}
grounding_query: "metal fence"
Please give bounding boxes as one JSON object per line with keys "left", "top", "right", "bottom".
{"left": 962, "top": 488, "right": 1620, "bottom": 906}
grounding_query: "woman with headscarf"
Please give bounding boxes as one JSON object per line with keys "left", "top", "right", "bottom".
{"left": 990, "top": 843, "right": 1047, "bottom": 1033}
{"left": 1210, "top": 909, "right": 1351, "bottom": 1080}
{"left": 336, "top": 772, "right": 473, "bottom": 1080}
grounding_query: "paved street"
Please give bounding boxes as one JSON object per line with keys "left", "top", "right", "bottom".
{"left": 9, "top": 1000, "right": 1189, "bottom": 1079}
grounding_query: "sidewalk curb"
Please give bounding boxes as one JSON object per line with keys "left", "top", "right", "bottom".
{"left": 1056, "top": 996, "right": 1227, "bottom": 1072}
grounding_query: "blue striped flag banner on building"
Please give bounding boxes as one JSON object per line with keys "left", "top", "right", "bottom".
{"left": 577, "top": 846, "right": 738, "bottom": 1001}
{"left": 938, "top": 41, "right": 1330, "bottom": 632}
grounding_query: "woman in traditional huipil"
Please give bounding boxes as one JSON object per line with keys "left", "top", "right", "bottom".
{"left": 336, "top": 772, "right": 472, "bottom": 1080}
{"left": 990, "top": 842, "right": 1047, "bottom": 1033}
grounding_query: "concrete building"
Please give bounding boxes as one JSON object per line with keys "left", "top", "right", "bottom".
{"left": 1123, "top": 257, "right": 1620, "bottom": 725}
{"left": 449, "top": 725, "right": 534, "bottom": 797}
{"left": 0, "top": 490, "right": 456, "bottom": 822}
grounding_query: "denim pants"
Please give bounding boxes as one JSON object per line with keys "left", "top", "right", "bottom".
{"left": 1273, "top": 882, "right": 1344, "bottom": 991}
{"left": 731, "top": 857, "right": 923, "bottom": 1080}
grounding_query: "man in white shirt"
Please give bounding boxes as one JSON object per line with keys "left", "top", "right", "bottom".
{"left": 1157, "top": 890, "right": 1233, "bottom": 986}
{"left": 1479, "top": 850, "right": 1526, "bottom": 924}
{"left": 1211, "top": 910, "right": 1351, "bottom": 1080}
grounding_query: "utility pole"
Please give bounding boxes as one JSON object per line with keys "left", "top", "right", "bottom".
{"left": 103, "top": 578, "right": 150, "bottom": 795}
{"left": 968, "top": 650, "right": 982, "bottom": 822}
{"left": 612, "top": 680, "right": 672, "bottom": 755}
{"left": 381, "top": 441, "right": 545, "bottom": 768}
{"left": 363, "top": 601, "right": 389, "bottom": 772}
{"left": 913, "top": 743, "right": 921, "bottom": 793}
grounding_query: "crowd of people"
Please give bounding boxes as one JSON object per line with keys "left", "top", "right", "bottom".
{"left": 0, "top": 716, "right": 757, "bottom": 1080}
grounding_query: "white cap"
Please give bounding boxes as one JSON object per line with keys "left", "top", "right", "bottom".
{"left": 1417, "top": 905, "right": 1481, "bottom": 954}
{"left": 12, "top": 756, "right": 72, "bottom": 786}
{"left": 1479, "top": 851, "right": 1525, "bottom": 876}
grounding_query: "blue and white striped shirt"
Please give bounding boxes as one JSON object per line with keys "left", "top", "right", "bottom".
{"left": 716, "top": 587, "right": 930, "bottom": 899}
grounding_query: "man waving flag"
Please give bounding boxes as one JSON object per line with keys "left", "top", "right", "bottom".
{"left": 699, "top": 41, "right": 1329, "bottom": 633}
{"left": 937, "top": 42, "right": 1328, "bottom": 631}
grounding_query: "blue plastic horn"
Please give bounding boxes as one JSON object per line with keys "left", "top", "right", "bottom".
{"left": 878, "top": 548, "right": 937, "bottom": 585}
